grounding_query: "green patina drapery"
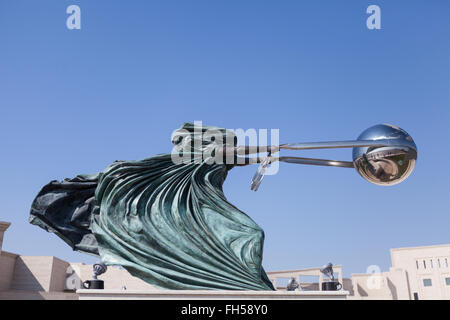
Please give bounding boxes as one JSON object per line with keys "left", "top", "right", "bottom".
{"left": 30, "top": 123, "right": 274, "bottom": 290}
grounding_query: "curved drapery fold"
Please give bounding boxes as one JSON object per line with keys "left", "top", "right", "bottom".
{"left": 29, "top": 174, "right": 100, "bottom": 256}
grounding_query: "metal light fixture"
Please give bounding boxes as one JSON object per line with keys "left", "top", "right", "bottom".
{"left": 82, "top": 261, "right": 107, "bottom": 289}
{"left": 250, "top": 124, "right": 417, "bottom": 191}
{"left": 286, "top": 277, "right": 301, "bottom": 291}
{"left": 320, "top": 263, "right": 335, "bottom": 281}
{"left": 320, "top": 262, "right": 342, "bottom": 291}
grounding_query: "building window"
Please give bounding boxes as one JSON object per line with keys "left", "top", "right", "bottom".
{"left": 413, "top": 292, "right": 419, "bottom": 300}
{"left": 423, "top": 279, "right": 432, "bottom": 287}
{"left": 446, "top": 258, "right": 449, "bottom": 268}
{"left": 438, "top": 259, "right": 441, "bottom": 268}
{"left": 416, "top": 260, "right": 419, "bottom": 269}
{"left": 446, "top": 278, "right": 450, "bottom": 286}
{"left": 430, "top": 260, "right": 433, "bottom": 268}
{"left": 423, "top": 260, "right": 426, "bottom": 269}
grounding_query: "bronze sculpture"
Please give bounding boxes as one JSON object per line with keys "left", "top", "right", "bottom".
{"left": 30, "top": 122, "right": 417, "bottom": 290}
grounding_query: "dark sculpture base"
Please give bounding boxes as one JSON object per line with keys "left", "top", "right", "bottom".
{"left": 83, "top": 280, "right": 104, "bottom": 289}
{"left": 322, "top": 281, "right": 342, "bottom": 291}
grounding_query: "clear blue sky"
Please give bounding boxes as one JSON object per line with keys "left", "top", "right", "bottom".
{"left": 1, "top": 1, "right": 449, "bottom": 278}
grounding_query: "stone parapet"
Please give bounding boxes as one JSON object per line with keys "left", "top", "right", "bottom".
{"left": 77, "top": 289, "right": 349, "bottom": 300}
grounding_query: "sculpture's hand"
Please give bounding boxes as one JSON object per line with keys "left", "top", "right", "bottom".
{"left": 250, "top": 157, "right": 272, "bottom": 191}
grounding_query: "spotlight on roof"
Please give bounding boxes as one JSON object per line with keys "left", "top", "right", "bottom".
{"left": 83, "top": 261, "right": 107, "bottom": 290}
{"left": 320, "top": 262, "right": 334, "bottom": 281}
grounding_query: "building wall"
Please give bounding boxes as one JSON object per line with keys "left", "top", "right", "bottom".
{"left": 0, "top": 290, "right": 78, "bottom": 300}
{"left": 390, "top": 245, "right": 450, "bottom": 300}
{"left": 67, "top": 263, "right": 157, "bottom": 291}
{"left": 49, "top": 257, "right": 70, "bottom": 291}
{"left": 0, "top": 222, "right": 11, "bottom": 253}
{"left": 387, "top": 267, "right": 410, "bottom": 300}
{"left": 0, "top": 231, "right": 4, "bottom": 254}
{"left": 10, "top": 256, "right": 54, "bottom": 291}
{"left": 0, "top": 251, "right": 18, "bottom": 291}
{"left": 350, "top": 272, "right": 392, "bottom": 299}
{"left": 350, "top": 268, "right": 410, "bottom": 300}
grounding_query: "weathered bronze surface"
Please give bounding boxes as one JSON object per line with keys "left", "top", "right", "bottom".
{"left": 30, "top": 123, "right": 275, "bottom": 290}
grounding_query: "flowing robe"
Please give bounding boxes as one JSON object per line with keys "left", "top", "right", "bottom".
{"left": 30, "top": 124, "right": 274, "bottom": 290}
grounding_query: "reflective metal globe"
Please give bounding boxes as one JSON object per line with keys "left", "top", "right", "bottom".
{"left": 352, "top": 124, "right": 417, "bottom": 186}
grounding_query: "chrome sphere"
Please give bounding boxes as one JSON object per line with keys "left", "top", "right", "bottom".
{"left": 352, "top": 124, "right": 417, "bottom": 186}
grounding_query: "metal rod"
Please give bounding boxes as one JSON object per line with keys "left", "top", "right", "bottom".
{"left": 278, "top": 156, "right": 354, "bottom": 168}
{"left": 235, "top": 156, "right": 354, "bottom": 168}
{"left": 231, "top": 139, "right": 398, "bottom": 168}
{"left": 279, "top": 139, "right": 392, "bottom": 151}
{"left": 231, "top": 139, "right": 393, "bottom": 156}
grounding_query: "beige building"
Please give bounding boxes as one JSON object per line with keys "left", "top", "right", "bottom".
{"left": 351, "top": 244, "right": 450, "bottom": 300}
{"left": 1, "top": 220, "right": 449, "bottom": 300}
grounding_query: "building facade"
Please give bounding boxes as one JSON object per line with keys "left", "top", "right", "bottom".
{"left": 1, "top": 221, "right": 449, "bottom": 299}
{"left": 351, "top": 244, "right": 450, "bottom": 300}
